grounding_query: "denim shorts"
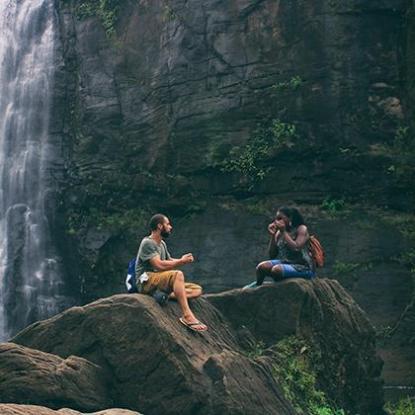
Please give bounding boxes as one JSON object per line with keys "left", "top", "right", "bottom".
{"left": 269, "top": 260, "right": 315, "bottom": 279}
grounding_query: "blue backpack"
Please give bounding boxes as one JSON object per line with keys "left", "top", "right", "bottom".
{"left": 125, "top": 258, "right": 138, "bottom": 293}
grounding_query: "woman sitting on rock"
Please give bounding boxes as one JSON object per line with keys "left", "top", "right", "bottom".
{"left": 245, "top": 207, "right": 315, "bottom": 288}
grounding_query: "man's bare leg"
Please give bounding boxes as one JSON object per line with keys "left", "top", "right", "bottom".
{"left": 173, "top": 271, "right": 207, "bottom": 330}
{"left": 169, "top": 286, "right": 202, "bottom": 300}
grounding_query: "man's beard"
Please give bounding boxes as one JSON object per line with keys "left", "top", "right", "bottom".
{"left": 161, "top": 230, "right": 171, "bottom": 238}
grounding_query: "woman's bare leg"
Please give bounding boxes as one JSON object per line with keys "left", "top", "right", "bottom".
{"left": 270, "top": 264, "right": 284, "bottom": 281}
{"left": 256, "top": 261, "right": 273, "bottom": 285}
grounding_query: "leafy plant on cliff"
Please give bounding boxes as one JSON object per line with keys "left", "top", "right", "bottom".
{"left": 245, "top": 339, "right": 266, "bottom": 359}
{"left": 331, "top": 261, "right": 360, "bottom": 276}
{"left": 378, "top": 213, "right": 415, "bottom": 341}
{"left": 76, "top": 0, "right": 120, "bottom": 38}
{"left": 373, "top": 125, "right": 415, "bottom": 197}
{"left": 272, "top": 76, "right": 303, "bottom": 92}
{"left": 162, "top": 4, "right": 177, "bottom": 22}
{"left": 267, "top": 336, "right": 345, "bottom": 415}
{"left": 220, "top": 119, "right": 297, "bottom": 188}
{"left": 385, "top": 398, "right": 415, "bottom": 415}
{"left": 321, "top": 197, "right": 346, "bottom": 216}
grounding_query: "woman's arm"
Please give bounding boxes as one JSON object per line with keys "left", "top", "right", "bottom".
{"left": 268, "top": 223, "right": 280, "bottom": 259}
{"left": 280, "top": 225, "right": 309, "bottom": 251}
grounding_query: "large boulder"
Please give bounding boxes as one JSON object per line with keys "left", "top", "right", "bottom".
{"left": 0, "top": 343, "right": 111, "bottom": 411}
{"left": 9, "top": 279, "right": 383, "bottom": 414}
{"left": 12, "top": 293, "right": 296, "bottom": 415}
{"left": 207, "top": 278, "right": 385, "bottom": 415}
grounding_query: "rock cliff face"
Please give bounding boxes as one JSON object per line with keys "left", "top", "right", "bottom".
{"left": 10, "top": 279, "right": 383, "bottom": 415}
{"left": 54, "top": 0, "right": 409, "bottom": 294}
{"left": 49, "top": 0, "right": 414, "bottom": 392}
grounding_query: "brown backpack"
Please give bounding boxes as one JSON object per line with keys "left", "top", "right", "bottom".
{"left": 309, "top": 235, "right": 325, "bottom": 268}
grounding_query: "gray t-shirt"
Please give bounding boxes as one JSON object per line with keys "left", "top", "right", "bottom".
{"left": 135, "top": 236, "right": 171, "bottom": 277}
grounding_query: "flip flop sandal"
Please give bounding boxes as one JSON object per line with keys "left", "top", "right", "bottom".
{"left": 179, "top": 317, "right": 208, "bottom": 332}
{"left": 242, "top": 281, "right": 258, "bottom": 290}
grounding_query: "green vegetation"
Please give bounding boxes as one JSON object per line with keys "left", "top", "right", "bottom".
{"left": 385, "top": 398, "right": 415, "bottom": 415}
{"left": 220, "top": 119, "right": 297, "bottom": 188}
{"left": 372, "top": 125, "right": 415, "bottom": 198}
{"left": 331, "top": 261, "right": 360, "bottom": 276}
{"left": 245, "top": 339, "right": 266, "bottom": 359}
{"left": 76, "top": 0, "right": 120, "bottom": 38}
{"left": 162, "top": 4, "right": 177, "bottom": 21}
{"left": 67, "top": 206, "right": 149, "bottom": 241}
{"left": 321, "top": 197, "right": 346, "bottom": 216}
{"left": 331, "top": 260, "right": 373, "bottom": 277}
{"left": 375, "top": 324, "right": 393, "bottom": 341}
{"left": 216, "top": 74, "right": 305, "bottom": 189}
{"left": 272, "top": 76, "right": 303, "bottom": 92}
{"left": 249, "top": 336, "right": 345, "bottom": 415}
{"left": 382, "top": 214, "right": 415, "bottom": 275}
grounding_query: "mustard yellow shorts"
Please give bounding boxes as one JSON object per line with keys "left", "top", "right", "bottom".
{"left": 141, "top": 270, "right": 202, "bottom": 295}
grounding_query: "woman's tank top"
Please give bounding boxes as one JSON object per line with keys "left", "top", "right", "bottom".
{"left": 276, "top": 229, "right": 314, "bottom": 270}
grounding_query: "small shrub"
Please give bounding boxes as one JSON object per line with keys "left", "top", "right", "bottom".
{"left": 246, "top": 339, "right": 266, "bottom": 359}
{"left": 375, "top": 124, "right": 415, "bottom": 187}
{"left": 270, "top": 336, "right": 345, "bottom": 415}
{"left": 162, "top": 4, "right": 177, "bottom": 21}
{"left": 272, "top": 76, "right": 304, "bottom": 91}
{"left": 385, "top": 398, "right": 415, "bottom": 415}
{"left": 76, "top": 0, "right": 120, "bottom": 38}
{"left": 375, "top": 325, "right": 393, "bottom": 340}
{"left": 221, "top": 119, "right": 297, "bottom": 188}
{"left": 321, "top": 197, "right": 346, "bottom": 215}
{"left": 332, "top": 261, "right": 360, "bottom": 276}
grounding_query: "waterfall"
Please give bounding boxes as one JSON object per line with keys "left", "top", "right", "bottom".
{"left": 0, "top": 0, "right": 70, "bottom": 340}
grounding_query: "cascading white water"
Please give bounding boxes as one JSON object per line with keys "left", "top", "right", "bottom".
{"left": 0, "top": 0, "right": 69, "bottom": 340}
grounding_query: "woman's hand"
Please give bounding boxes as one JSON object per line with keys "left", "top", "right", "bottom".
{"left": 275, "top": 219, "right": 286, "bottom": 232}
{"left": 268, "top": 222, "right": 277, "bottom": 235}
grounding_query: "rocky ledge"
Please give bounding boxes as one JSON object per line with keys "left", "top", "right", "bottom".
{"left": 0, "top": 278, "right": 383, "bottom": 415}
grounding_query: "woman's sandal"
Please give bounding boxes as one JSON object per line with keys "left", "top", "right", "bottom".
{"left": 179, "top": 317, "right": 208, "bottom": 332}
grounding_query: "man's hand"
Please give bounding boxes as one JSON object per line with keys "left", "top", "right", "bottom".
{"left": 180, "top": 253, "right": 194, "bottom": 264}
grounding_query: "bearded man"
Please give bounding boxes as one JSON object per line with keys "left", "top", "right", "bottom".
{"left": 135, "top": 213, "right": 207, "bottom": 332}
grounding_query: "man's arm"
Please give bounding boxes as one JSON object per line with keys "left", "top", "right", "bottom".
{"left": 149, "top": 253, "right": 194, "bottom": 271}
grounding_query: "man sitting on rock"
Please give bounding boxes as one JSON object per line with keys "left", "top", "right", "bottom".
{"left": 135, "top": 213, "right": 207, "bottom": 332}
